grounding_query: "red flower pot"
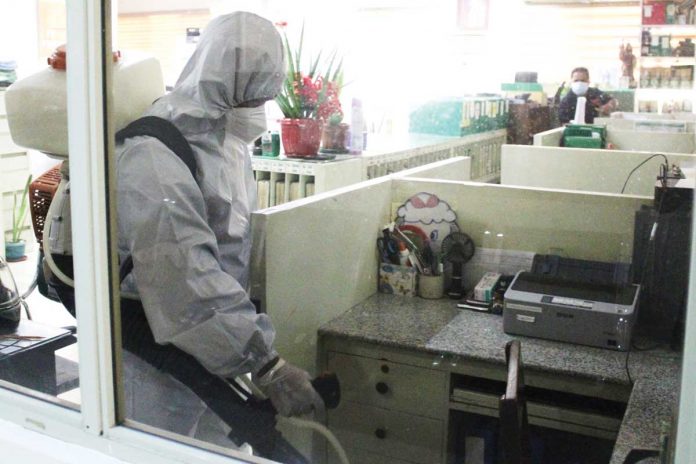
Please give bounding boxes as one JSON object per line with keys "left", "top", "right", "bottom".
{"left": 281, "top": 118, "right": 323, "bottom": 157}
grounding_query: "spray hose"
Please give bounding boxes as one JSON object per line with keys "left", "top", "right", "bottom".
{"left": 277, "top": 416, "right": 350, "bottom": 464}
{"left": 237, "top": 374, "right": 349, "bottom": 464}
{"left": 42, "top": 178, "right": 74, "bottom": 287}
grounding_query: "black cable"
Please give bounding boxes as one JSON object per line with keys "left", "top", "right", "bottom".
{"left": 624, "top": 175, "right": 669, "bottom": 385}
{"left": 620, "top": 153, "right": 669, "bottom": 194}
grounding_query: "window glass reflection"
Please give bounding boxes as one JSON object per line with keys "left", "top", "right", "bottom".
{"left": 109, "top": 2, "right": 691, "bottom": 464}
{"left": 0, "top": 0, "right": 79, "bottom": 408}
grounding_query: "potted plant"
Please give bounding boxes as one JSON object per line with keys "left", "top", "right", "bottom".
{"left": 320, "top": 115, "right": 349, "bottom": 154}
{"left": 275, "top": 28, "right": 344, "bottom": 157}
{"left": 4, "top": 175, "right": 32, "bottom": 262}
{"left": 318, "top": 81, "right": 349, "bottom": 153}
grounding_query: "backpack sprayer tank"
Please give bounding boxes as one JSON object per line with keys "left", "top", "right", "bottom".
{"left": 5, "top": 45, "right": 165, "bottom": 158}
{"left": 4, "top": 46, "right": 165, "bottom": 289}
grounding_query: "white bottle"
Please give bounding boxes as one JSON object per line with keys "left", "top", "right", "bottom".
{"left": 573, "top": 97, "right": 587, "bottom": 125}
{"left": 398, "top": 242, "right": 410, "bottom": 266}
{"left": 350, "top": 98, "right": 365, "bottom": 154}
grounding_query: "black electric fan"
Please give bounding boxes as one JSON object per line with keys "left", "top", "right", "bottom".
{"left": 441, "top": 232, "right": 475, "bottom": 299}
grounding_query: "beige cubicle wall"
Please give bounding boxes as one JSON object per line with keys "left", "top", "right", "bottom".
{"left": 249, "top": 177, "right": 394, "bottom": 371}
{"left": 607, "top": 112, "right": 696, "bottom": 122}
{"left": 594, "top": 117, "right": 696, "bottom": 133}
{"left": 534, "top": 126, "right": 696, "bottom": 154}
{"left": 502, "top": 144, "right": 696, "bottom": 196}
{"left": 533, "top": 127, "right": 564, "bottom": 147}
{"left": 392, "top": 179, "right": 645, "bottom": 264}
{"left": 395, "top": 156, "right": 472, "bottom": 181}
{"left": 250, "top": 176, "right": 650, "bottom": 374}
{"left": 608, "top": 129, "right": 695, "bottom": 153}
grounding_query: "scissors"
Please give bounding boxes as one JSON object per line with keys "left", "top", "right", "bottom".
{"left": 377, "top": 236, "right": 400, "bottom": 264}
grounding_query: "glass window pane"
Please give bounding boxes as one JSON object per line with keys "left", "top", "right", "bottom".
{"left": 0, "top": 0, "right": 79, "bottom": 409}
{"left": 109, "top": 2, "right": 692, "bottom": 464}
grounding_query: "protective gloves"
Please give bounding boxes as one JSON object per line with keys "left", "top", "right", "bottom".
{"left": 254, "top": 358, "right": 324, "bottom": 417}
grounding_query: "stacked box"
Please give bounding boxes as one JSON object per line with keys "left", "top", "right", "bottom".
{"left": 460, "top": 96, "right": 509, "bottom": 136}
{"left": 408, "top": 99, "right": 463, "bottom": 136}
{"left": 474, "top": 272, "right": 502, "bottom": 302}
{"left": 409, "top": 96, "right": 509, "bottom": 137}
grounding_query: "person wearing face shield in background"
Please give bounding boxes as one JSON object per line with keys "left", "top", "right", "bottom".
{"left": 116, "top": 12, "right": 322, "bottom": 458}
{"left": 558, "top": 67, "right": 618, "bottom": 124}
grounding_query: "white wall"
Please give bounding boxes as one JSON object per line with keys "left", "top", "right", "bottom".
{"left": 0, "top": 0, "right": 40, "bottom": 76}
{"left": 103, "top": 0, "right": 645, "bottom": 138}
{"left": 118, "top": 0, "right": 213, "bottom": 14}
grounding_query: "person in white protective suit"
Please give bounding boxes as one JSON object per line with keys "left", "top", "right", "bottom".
{"left": 116, "top": 11, "right": 322, "bottom": 446}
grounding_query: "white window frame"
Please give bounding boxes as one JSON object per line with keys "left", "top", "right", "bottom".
{"left": 0, "top": 1, "right": 259, "bottom": 463}
{"left": 0, "top": 1, "right": 695, "bottom": 463}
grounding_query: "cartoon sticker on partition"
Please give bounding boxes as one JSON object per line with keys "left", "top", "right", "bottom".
{"left": 395, "top": 192, "right": 459, "bottom": 252}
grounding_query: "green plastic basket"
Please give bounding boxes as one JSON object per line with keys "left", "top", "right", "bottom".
{"left": 563, "top": 124, "right": 606, "bottom": 149}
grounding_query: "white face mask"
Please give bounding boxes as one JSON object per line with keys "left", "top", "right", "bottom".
{"left": 571, "top": 81, "right": 589, "bottom": 96}
{"left": 227, "top": 105, "right": 268, "bottom": 144}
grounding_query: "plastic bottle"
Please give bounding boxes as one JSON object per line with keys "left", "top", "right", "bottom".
{"left": 573, "top": 97, "right": 586, "bottom": 124}
{"left": 398, "top": 242, "right": 410, "bottom": 266}
{"left": 350, "top": 98, "right": 364, "bottom": 154}
{"left": 261, "top": 131, "right": 273, "bottom": 156}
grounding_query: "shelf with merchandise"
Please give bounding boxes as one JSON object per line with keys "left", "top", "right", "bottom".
{"left": 639, "top": 55, "right": 694, "bottom": 62}
{"left": 638, "top": 0, "right": 696, "bottom": 113}
{"left": 636, "top": 87, "right": 695, "bottom": 93}
{"left": 641, "top": 0, "right": 696, "bottom": 28}
{"left": 641, "top": 24, "right": 696, "bottom": 31}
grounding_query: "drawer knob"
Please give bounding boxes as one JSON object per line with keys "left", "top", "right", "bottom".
{"left": 381, "top": 364, "right": 389, "bottom": 373}
{"left": 375, "top": 428, "right": 387, "bottom": 439}
{"left": 375, "top": 382, "right": 389, "bottom": 394}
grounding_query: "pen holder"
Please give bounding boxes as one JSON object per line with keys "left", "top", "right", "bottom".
{"left": 418, "top": 274, "right": 445, "bottom": 299}
{"left": 378, "top": 264, "right": 417, "bottom": 297}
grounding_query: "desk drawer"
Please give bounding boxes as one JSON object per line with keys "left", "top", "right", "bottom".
{"left": 328, "top": 351, "right": 446, "bottom": 418}
{"left": 328, "top": 401, "right": 444, "bottom": 464}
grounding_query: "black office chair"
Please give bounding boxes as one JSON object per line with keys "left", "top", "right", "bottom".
{"left": 499, "top": 340, "right": 532, "bottom": 464}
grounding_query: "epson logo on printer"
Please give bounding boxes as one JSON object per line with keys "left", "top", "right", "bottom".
{"left": 556, "top": 312, "right": 574, "bottom": 319}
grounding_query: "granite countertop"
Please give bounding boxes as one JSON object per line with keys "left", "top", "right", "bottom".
{"left": 319, "top": 293, "right": 682, "bottom": 464}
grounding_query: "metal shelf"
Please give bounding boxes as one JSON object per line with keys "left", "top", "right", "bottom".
{"left": 637, "top": 1, "right": 696, "bottom": 113}
{"left": 639, "top": 56, "right": 695, "bottom": 63}
{"left": 641, "top": 24, "right": 696, "bottom": 33}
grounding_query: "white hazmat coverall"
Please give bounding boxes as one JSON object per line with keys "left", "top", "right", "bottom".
{"left": 117, "top": 12, "right": 320, "bottom": 440}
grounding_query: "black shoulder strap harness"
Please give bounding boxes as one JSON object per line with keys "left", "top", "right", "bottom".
{"left": 116, "top": 116, "right": 197, "bottom": 178}
{"left": 115, "top": 116, "right": 197, "bottom": 282}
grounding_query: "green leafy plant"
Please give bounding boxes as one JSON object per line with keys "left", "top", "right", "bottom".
{"left": 275, "top": 25, "right": 344, "bottom": 121}
{"left": 10, "top": 175, "right": 32, "bottom": 243}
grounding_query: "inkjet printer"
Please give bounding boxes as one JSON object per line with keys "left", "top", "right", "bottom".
{"left": 503, "top": 255, "right": 639, "bottom": 351}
